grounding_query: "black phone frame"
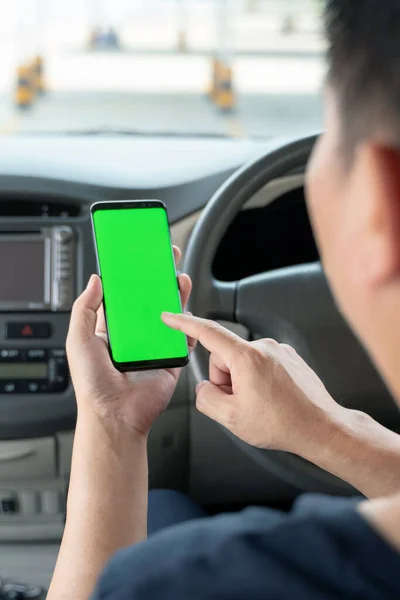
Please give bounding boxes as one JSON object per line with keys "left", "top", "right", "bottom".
{"left": 90, "top": 200, "right": 189, "bottom": 372}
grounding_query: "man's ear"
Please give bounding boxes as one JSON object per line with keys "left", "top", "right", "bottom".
{"left": 348, "top": 143, "right": 400, "bottom": 285}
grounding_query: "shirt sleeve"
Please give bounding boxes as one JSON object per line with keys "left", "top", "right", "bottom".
{"left": 91, "top": 503, "right": 400, "bottom": 600}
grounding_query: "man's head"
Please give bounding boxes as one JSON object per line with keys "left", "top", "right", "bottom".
{"left": 306, "top": 0, "right": 400, "bottom": 398}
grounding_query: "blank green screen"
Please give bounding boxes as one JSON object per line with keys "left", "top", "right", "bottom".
{"left": 93, "top": 206, "right": 187, "bottom": 364}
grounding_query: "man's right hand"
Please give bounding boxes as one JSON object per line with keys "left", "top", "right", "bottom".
{"left": 162, "top": 313, "right": 400, "bottom": 499}
{"left": 161, "top": 312, "right": 346, "bottom": 455}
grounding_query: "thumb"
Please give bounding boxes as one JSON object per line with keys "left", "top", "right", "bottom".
{"left": 68, "top": 275, "right": 103, "bottom": 345}
{"left": 196, "top": 381, "right": 233, "bottom": 427}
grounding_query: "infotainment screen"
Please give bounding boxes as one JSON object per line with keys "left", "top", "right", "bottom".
{"left": 0, "top": 363, "right": 47, "bottom": 379}
{"left": 0, "top": 237, "right": 45, "bottom": 305}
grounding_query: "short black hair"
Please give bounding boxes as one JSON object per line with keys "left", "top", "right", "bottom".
{"left": 325, "top": 0, "right": 400, "bottom": 147}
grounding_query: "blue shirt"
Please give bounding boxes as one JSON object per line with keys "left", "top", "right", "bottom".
{"left": 92, "top": 495, "right": 400, "bottom": 600}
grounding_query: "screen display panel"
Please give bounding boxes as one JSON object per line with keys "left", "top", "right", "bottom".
{"left": 0, "top": 238, "right": 45, "bottom": 304}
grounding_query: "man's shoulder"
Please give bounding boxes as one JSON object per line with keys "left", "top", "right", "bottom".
{"left": 92, "top": 496, "right": 400, "bottom": 600}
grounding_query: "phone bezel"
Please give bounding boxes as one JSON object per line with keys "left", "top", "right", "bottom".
{"left": 90, "top": 200, "right": 189, "bottom": 372}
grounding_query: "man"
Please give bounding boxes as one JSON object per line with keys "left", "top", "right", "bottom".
{"left": 48, "top": 1, "right": 400, "bottom": 598}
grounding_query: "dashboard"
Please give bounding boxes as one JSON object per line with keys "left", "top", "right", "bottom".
{"left": 0, "top": 134, "right": 311, "bottom": 542}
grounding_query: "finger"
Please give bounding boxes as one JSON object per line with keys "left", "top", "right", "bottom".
{"left": 173, "top": 245, "right": 182, "bottom": 267}
{"left": 95, "top": 301, "right": 107, "bottom": 336}
{"left": 184, "top": 312, "right": 197, "bottom": 353}
{"left": 196, "top": 381, "right": 234, "bottom": 427}
{"left": 162, "top": 313, "right": 242, "bottom": 366}
{"left": 209, "top": 352, "right": 231, "bottom": 387}
{"left": 68, "top": 275, "right": 103, "bottom": 344}
{"left": 178, "top": 273, "right": 192, "bottom": 310}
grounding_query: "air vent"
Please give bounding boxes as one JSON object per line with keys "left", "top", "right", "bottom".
{"left": 0, "top": 198, "right": 82, "bottom": 217}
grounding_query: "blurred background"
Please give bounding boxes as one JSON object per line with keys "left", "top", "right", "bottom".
{"left": 0, "top": 0, "right": 326, "bottom": 138}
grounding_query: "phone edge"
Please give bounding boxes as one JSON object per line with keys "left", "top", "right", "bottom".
{"left": 90, "top": 200, "right": 189, "bottom": 372}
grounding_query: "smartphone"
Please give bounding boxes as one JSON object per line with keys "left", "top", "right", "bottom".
{"left": 90, "top": 200, "right": 189, "bottom": 372}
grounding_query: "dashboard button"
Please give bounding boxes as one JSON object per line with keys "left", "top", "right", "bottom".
{"left": 39, "top": 382, "right": 49, "bottom": 393}
{"left": 0, "top": 348, "right": 23, "bottom": 360}
{"left": 0, "top": 496, "right": 18, "bottom": 514}
{"left": 19, "top": 490, "right": 40, "bottom": 515}
{"left": 50, "top": 348, "right": 66, "bottom": 358}
{"left": 6, "top": 322, "right": 52, "bottom": 340}
{"left": 55, "top": 227, "right": 73, "bottom": 243}
{"left": 0, "top": 381, "right": 23, "bottom": 394}
{"left": 27, "top": 381, "right": 40, "bottom": 393}
{"left": 58, "top": 270, "right": 70, "bottom": 280}
{"left": 3, "top": 382, "right": 15, "bottom": 393}
{"left": 27, "top": 349, "right": 48, "bottom": 360}
{"left": 41, "top": 489, "right": 61, "bottom": 515}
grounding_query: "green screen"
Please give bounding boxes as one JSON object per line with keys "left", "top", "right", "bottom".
{"left": 93, "top": 206, "right": 187, "bottom": 364}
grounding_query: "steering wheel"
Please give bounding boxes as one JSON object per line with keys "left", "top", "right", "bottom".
{"left": 184, "top": 134, "right": 399, "bottom": 494}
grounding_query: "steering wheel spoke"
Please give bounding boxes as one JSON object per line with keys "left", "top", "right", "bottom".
{"left": 237, "top": 262, "right": 330, "bottom": 358}
{"left": 208, "top": 279, "right": 237, "bottom": 321}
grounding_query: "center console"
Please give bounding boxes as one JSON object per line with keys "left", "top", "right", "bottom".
{"left": 0, "top": 199, "right": 190, "bottom": 546}
{"left": 0, "top": 347, "right": 68, "bottom": 396}
{"left": 0, "top": 225, "right": 74, "bottom": 396}
{"left": 0, "top": 212, "right": 93, "bottom": 542}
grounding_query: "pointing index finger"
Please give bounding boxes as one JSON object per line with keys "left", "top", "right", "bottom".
{"left": 162, "top": 313, "right": 242, "bottom": 365}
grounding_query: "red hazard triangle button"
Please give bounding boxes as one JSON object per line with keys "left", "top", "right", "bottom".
{"left": 6, "top": 322, "right": 52, "bottom": 339}
{"left": 21, "top": 324, "right": 33, "bottom": 337}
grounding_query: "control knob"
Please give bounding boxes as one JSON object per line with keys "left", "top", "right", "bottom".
{"left": 54, "top": 227, "right": 73, "bottom": 243}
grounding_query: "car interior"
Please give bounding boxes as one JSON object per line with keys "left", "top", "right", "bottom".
{"left": 0, "top": 1, "right": 398, "bottom": 598}
{"left": 0, "top": 133, "right": 398, "bottom": 596}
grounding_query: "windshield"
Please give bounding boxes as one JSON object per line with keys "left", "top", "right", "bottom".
{"left": 0, "top": 0, "right": 325, "bottom": 138}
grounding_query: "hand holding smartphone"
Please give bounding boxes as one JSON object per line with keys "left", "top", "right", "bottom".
{"left": 91, "top": 200, "right": 189, "bottom": 372}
